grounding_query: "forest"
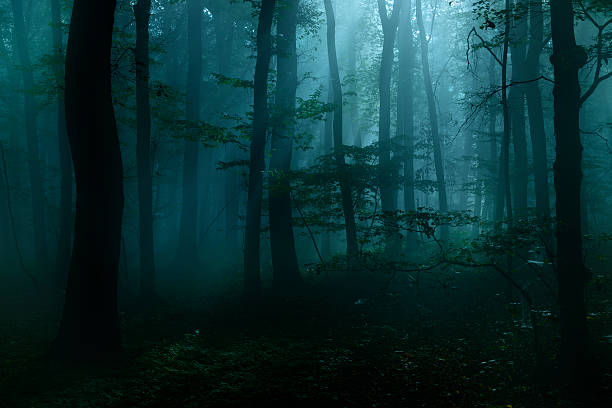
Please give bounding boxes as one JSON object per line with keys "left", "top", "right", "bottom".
{"left": 1, "top": 0, "right": 612, "bottom": 406}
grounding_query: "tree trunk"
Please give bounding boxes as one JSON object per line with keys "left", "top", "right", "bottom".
{"left": 508, "top": 0, "right": 528, "bottom": 216}
{"left": 176, "top": 0, "right": 202, "bottom": 268}
{"left": 525, "top": 0, "right": 550, "bottom": 217}
{"left": 54, "top": 0, "right": 124, "bottom": 357}
{"left": 134, "top": 0, "right": 155, "bottom": 299}
{"left": 416, "top": 0, "right": 447, "bottom": 238}
{"left": 377, "top": 0, "right": 401, "bottom": 251}
{"left": 485, "top": 57, "right": 498, "bottom": 221}
{"left": 10, "top": 0, "right": 48, "bottom": 263}
{"left": 550, "top": 0, "right": 588, "bottom": 388}
{"left": 50, "top": 0, "right": 73, "bottom": 288}
{"left": 269, "top": 0, "right": 302, "bottom": 289}
{"left": 244, "top": 0, "right": 276, "bottom": 299}
{"left": 324, "top": 0, "right": 359, "bottom": 259}
{"left": 494, "top": 0, "right": 513, "bottom": 223}
{"left": 397, "top": 0, "right": 415, "bottom": 214}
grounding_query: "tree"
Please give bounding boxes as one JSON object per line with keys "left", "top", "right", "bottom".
{"left": 269, "top": 0, "right": 302, "bottom": 289}
{"left": 50, "top": 0, "right": 73, "bottom": 287}
{"left": 549, "top": 0, "right": 588, "bottom": 389}
{"left": 508, "top": 0, "right": 528, "bottom": 215}
{"left": 175, "top": 0, "right": 202, "bottom": 269}
{"left": 9, "top": 0, "right": 48, "bottom": 263}
{"left": 416, "top": 0, "right": 448, "bottom": 238}
{"left": 524, "top": 0, "right": 550, "bottom": 218}
{"left": 377, "top": 0, "right": 401, "bottom": 250}
{"left": 324, "top": 0, "right": 359, "bottom": 259}
{"left": 244, "top": 0, "right": 276, "bottom": 299}
{"left": 397, "top": 0, "right": 415, "bottom": 214}
{"left": 54, "top": 0, "right": 124, "bottom": 357}
{"left": 134, "top": 0, "right": 156, "bottom": 299}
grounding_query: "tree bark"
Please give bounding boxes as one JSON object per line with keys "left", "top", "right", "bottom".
{"left": 508, "top": 0, "right": 528, "bottom": 215}
{"left": 176, "top": 0, "right": 202, "bottom": 268}
{"left": 494, "top": 0, "right": 513, "bottom": 223}
{"left": 397, "top": 0, "right": 415, "bottom": 214}
{"left": 134, "top": 0, "right": 156, "bottom": 299}
{"left": 550, "top": 0, "right": 588, "bottom": 388}
{"left": 54, "top": 0, "right": 124, "bottom": 357}
{"left": 416, "top": 0, "right": 447, "bottom": 238}
{"left": 377, "top": 0, "right": 401, "bottom": 251}
{"left": 50, "top": 0, "right": 73, "bottom": 288}
{"left": 10, "top": 0, "right": 48, "bottom": 262}
{"left": 269, "top": 0, "right": 302, "bottom": 289}
{"left": 324, "top": 0, "right": 359, "bottom": 259}
{"left": 525, "top": 0, "right": 550, "bottom": 217}
{"left": 244, "top": 0, "right": 276, "bottom": 299}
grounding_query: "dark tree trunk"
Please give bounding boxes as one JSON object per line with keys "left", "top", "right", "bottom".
{"left": 54, "top": 0, "right": 124, "bottom": 357}
{"left": 244, "top": 0, "right": 276, "bottom": 299}
{"left": 485, "top": 58, "right": 498, "bottom": 221}
{"left": 525, "top": 0, "right": 550, "bottom": 217}
{"left": 324, "top": 0, "right": 359, "bottom": 259}
{"left": 134, "top": 0, "right": 155, "bottom": 299}
{"left": 269, "top": 0, "right": 302, "bottom": 289}
{"left": 176, "top": 0, "right": 202, "bottom": 268}
{"left": 416, "top": 0, "right": 447, "bottom": 237}
{"left": 397, "top": 0, "right": 415, "bottom": 213}
{"left": 508, "top": 0, "right": 528, "bottom": 215}
{"left": 550, "top": 0, "right": 588, "bottom": 388}
{"left": 50, "top": 0, "right": 73, "bottom": 288}
{"left": 10, "top": 0, "right": 48, "bottom": 262}
{"left": 495, "top": 0, "right": 513, "bottom": 223}
{"left": 377, "top": 0, "right": 401, "bottom": 251}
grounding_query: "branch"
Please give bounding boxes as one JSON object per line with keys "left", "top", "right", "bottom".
{"left": 467, "top": 27, "right": 502, "bottom": 67}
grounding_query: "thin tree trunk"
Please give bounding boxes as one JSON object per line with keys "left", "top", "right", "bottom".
{"left": 377, "top": 0, "right": 401, "bottom": 251}
{"left": 50, "top": 0, "right": 73, "bottom": 288}
{"left": 416, "top": 0, "right": 447, "bottom": 238}
{"left": 494, "top": 0, "right": 512, "bottom": 223}
{"left": 550, "top": 0, "right": 588, "bottom": 388}
{"left": 176, "top": 0, "right": 202, "bottom": 268}
{"left": 324, "top": 0, "right": 359, "bottom": 259}
{"left": 244, "top": 0, "right": 276, "bottom": 299}
{"left": 525, "top": 0, "right": 550, "bottom": 217}
{"left": 509, "top": 0, "right": 528, "bottom": 215}
{"left": 269, "top": 0, "right": 302, "bottom": 289}
{"left": 10, "top": 0, "right": 47, "bottom": 262}
{"left": 54, "top": 0, "right": 123, "bottom": 357}
{"left": 398, "top": 0, "right": 415, "bottom": 213}
{"left": 134, "top": 0, "right": 155, "bottom": 299}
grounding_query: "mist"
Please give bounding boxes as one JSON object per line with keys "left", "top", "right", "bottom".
{"left": 1, "top": 0, "right": 612, "bottom": 406}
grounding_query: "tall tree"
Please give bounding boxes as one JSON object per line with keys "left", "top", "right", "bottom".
{"left": 508, "top": 0, "right": 528, "bottom": 215}
{"left": 324, "top": 0, "right": 359, "bottom": 259}
{"left": 550, "top": 0, "right": 588, "bottom": 388}
{"left": 134, "top": 0, "right": 156, "bottom": 299}
{"left": 397, "top": 0, "right": 415, "bottom": 214}
{"left": 524, "top": 0, "right": 550, "bottom": 217}
{"left": 416, "top": 0, "right": 447, "bottom": 238}
{"left": 269, "top": 0, "right": 302, "bottom": 289}
{"left": 54, "top": 0, "right": 124, "bottom": 356}
{"left": 176, "top": 0, "right": 202, "bottom": 268}
{"left": 10, "top": 0, "right": 48, "bottom": 262}
{"left": 244, "top": 0, "right": 276, "bottom": 299}
{"left": 50, "top": 0, "right": 73, "bottom": 287}
{"left": 377, "top": 0, "right": 401, "bottom": 250}
{"left": 494, "top": 0, "right": 513, "bottom": 223}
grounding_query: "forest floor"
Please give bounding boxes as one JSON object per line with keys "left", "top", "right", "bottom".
{"left": 1, "top": 271, "right": 612, "bottom": 408}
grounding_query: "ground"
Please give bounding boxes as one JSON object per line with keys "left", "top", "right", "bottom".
{"left": 1, "top": 271, "right": 611, "bottom": 407}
